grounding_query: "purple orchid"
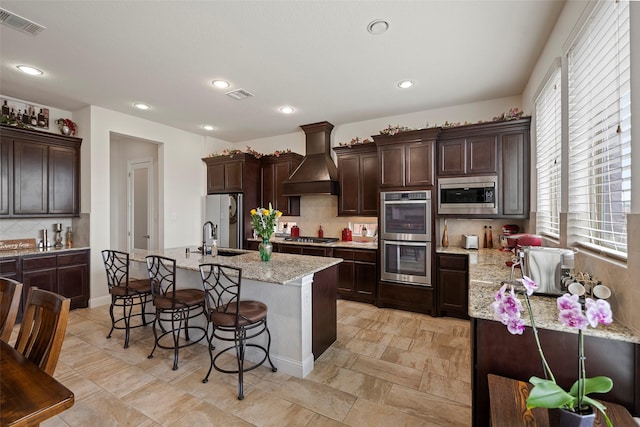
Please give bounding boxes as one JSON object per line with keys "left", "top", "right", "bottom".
{"left": 585, "top": 298, "right": 613, "bottom": 328}
{"left": 517, "top": 275, "right": 538, "bottom": 296}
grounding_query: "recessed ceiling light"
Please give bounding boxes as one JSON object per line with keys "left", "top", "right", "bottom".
{"left": 397, "top": 80, "right": 414, "bottom": 89}
{"left": 212, "top": 80, "right": 230, "bottom": 89}
{"left": 279, "top": 106, "right": 295, "bottom": 114}
{"left": 16, "top": 65, "right": 43, "bottom": 75}
{"left": 133, "top": 103, "right": 150, "bottom": 110}
{"left": 367, "top": 19, "right": 389, "bottom": 35}
{"left": 202, "top": 125, "right": 215, "bottom": 131}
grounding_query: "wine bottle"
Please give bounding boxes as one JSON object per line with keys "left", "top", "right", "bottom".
{"left": 488, "top": 226, "right": 493, "bottom": 249}
{"left": 1, "top": 100, "right": 9, "bottom": 116}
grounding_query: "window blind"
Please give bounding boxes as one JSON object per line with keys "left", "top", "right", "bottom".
{"left": 567, "top": 0, "right": 631, "bottom": 259}
{"left": 536, "top": 66, "right": 562, "bottom": 239}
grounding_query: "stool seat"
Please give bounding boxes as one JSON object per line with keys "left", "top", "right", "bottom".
{"left": 211, "top": 301, "right": 268, "bottom": 327}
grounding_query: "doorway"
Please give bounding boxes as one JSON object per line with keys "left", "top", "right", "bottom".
{"left": 128, "top": 159, "right": 153, "bottom": 252}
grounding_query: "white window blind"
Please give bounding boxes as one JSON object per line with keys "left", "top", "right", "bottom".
{"left": 536, "top": 66, "right": 562, "bottom": 239}
{"left": 568, "top": 0, "right": 631, "bottom": 259}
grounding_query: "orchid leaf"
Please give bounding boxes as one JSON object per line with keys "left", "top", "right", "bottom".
{"left": 526, "top": 377, "right": 574, "bottom": 409}
{"left": 568, "top": 376, "right": 614, "bottom": 397}
{"left": 580, "top": 396, "right": 613, "bottom": 427}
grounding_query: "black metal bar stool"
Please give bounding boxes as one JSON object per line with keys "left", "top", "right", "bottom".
{"left": 146, "top": 255, "right": 206, "bottom": 370}
{"left": 101, "top": 250, "right": 153, "bottom": 349}
{"left": 199, "top": 263, "right": 276, "bottom": 400}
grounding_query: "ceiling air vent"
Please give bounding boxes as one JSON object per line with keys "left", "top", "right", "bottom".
{"left": 225, "top": 89, "right": 254, "bottom": 101}
{"left": 0, "top": 8, "right": 45, "bottom": 36}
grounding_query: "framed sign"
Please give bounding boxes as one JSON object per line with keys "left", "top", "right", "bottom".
{"left": 1, "top": 98, "right": 49, "bottom": 129}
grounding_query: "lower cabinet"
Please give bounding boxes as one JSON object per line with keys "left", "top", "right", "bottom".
{"left": 436, "top": 253, "right": 469, "bottom": 319}
{"left": 8, "top": 249, "right": 90, "bottom": 322}
{"left": 276, "top": 244, "right": 332, "bottom": 257}
{"left": 376, "top": 281, "right": 435, "bottom": 315}
{"left": 333, "top": 248, "right": 376, "bottom": 303}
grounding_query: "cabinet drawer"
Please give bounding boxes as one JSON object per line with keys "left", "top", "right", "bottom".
{"left": 333, "top": 249, "right": 354, "bottom": 260}
{"left": 22, "top": 255, "right": 57, "bottom": 270}
{"left": 438, "top": 254, "right": 467, "bottom": 270}
{"left": 0, "top": 258, "right": 19, "bottom": 275}
{"left": 353, "top": 250, "right": 376, "bottom": 263}
{"left": 58, "top": 251, "right": 89, "bottom": 266}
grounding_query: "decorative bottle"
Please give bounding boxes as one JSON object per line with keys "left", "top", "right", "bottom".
{"left": 488, "top": 226, "right": 493, "bottom": 249}
{"left": 442, "top": 219, "right": 449, "bottom": 248}
{"left": 66, "top": 227, "right": 73, "bottom": 248}
{"left": 483, "top": 226, "right": 488, "bottom": 248}
{"left": 318, "top": 225, "right": 324, "bottom": 238}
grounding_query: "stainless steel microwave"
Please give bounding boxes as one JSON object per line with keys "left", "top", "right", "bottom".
{"left": 438, "top": 175, "right": 498, "bottom": 215}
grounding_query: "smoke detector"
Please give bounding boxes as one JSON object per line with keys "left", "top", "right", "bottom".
{"left": 225, "top": 89, "right": 254, "bottom": 100}
{"left": 0, "top": 8, "right": 45, "bottom": 36}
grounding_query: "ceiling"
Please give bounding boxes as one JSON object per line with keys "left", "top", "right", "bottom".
{"left": 0, "top": 1, "right": 564, "bottom": 143}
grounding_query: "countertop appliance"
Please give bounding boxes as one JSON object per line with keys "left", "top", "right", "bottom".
{"left": 341, "top": 228, "right": 352, "bottom": 241}
{"left": 204, "top": 193, "right": 243, "bottom": 249}
{"left": 462, "top": 234, "right": 479, "bottom": 249}
{"left": 437, "top": 175, "right": 498, "bottom": 215}
{"left": 522, "top": 246, "right": 575, "bottom": 296}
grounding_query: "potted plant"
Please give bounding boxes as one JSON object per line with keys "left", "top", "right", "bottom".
{"left": 491, "top": 276, "right": 614, "bottom": 427}
{"left": 250, "top": 203, "right": 282, "bottom": 262}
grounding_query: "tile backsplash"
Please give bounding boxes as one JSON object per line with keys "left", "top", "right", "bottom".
{"left": 1, "top": 218, "right": 74, "bottom": 246}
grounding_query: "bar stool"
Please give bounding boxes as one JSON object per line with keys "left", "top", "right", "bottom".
{"left": 199, "top": 263, "right": 276, "bottom": 400}
{"left": 101, "top": 250, "right": 153, "bottom": 349}
{"left": 146, "top": 255, "right": 206, "bottom": 370}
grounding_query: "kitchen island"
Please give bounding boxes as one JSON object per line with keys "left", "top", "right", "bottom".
{"left": 436, "top": 247, "right": 640, "bottom": 426}
{"left": 129, "top": 247, "right": 342, "bottom": 378}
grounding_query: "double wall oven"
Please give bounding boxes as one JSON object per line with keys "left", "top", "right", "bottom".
{"left": 380, "top": 190, "right": 431, "bottom": 286}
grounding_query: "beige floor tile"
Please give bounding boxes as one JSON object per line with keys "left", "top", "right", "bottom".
{"left": 58, "top": 390, "right": 153, "bottom": 427}
{"left": 315, "top": 346, "right": 358, "bottom": 369}
{"left": 54, "top": 370, "right": 102, "bottom": 402}
{"left": 419, "top": 372, "right": 472, "bottom": 406}
{"left": 227, "top": 387, "right": 317, "bottom": 426}
{"left": 306, "top": 413, "right": 348, "bottom": 427}
{"left": 342, "top": 397, "right": 441, "bottom": 427}
{"left": 348, "top": 355, "right": 423, "bottom": 390}
{"left": 384, "top": 383, "right": 471, "bottom": 426}
{"left": 121, "top": 379, "right": 202, "bottom": 424}
{"left": 343, "top": 337, "right": 387, "bottom": 359}
{"left": 274, "top": 377, "right": 357, "bottom": 422}
{"left": 310, "top": 363, "right": 393, "bottom": 404}
{"left": 380, "top": 346, "right": 429, "bottom": 371}
{"left": 169, "top": 401, "right": 253, "bottom": 426}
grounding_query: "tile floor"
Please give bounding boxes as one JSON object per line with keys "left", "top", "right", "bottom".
{"left": 13, "top": 300, "right": 472, "bottom": 426}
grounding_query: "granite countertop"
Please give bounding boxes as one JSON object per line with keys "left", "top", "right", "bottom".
{"left": 0, "top": 246, "right": 91, "bottom": 259}
{"left": 252, "top": 237, "right": 378, "bottom": 250}
{"left": 436, "top": 246, "right": 640, "bottom": 345}
{"left": 130, "top": 246, "right": 343, "bottom": 286}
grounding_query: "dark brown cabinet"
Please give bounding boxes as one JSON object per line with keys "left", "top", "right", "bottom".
{"left": 204, "top": 158, "right": 245, "bottom": 193}
{"left": 20, "top": 249, "right": 90, "bottom": 311}
{"left": 436, "top": 253, "right": 469, "bottom": 319}
{"left": 437, "top": 118, "right": 531, "bottom": 218}
{"left": 334, "top": 144, "right": 378, "bottom": 216}
{"left": 260, "top": 153, "right": 303, "bottom": 216}
{"left": 333, "top": 248, "right": 376, "bottom": 303}
{"left": 373, "top": 128, "right": 440, "bottom": 189}
{"left": 1, "top": 125, "right": 81, "bottom": 217}
{"left": 376, "top": 281, "right": 434, "bottom": 315}
{"left": 277, "top": 243, "right": 332, "bottom": 257}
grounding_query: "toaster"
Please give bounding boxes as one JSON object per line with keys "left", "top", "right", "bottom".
{"left": 462, "top": 234, "right": 479, "bottom": 249}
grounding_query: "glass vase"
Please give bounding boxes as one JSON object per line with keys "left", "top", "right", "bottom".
{"left": 259, "top": 238, "right": 272, "bottom": 262}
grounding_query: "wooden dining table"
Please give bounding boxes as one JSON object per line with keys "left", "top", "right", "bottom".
{"left": 0, "top": 340, "right": 74, "bottom": 426}
{"left": 488, "top": 373, "right": 637, "bottom": 427}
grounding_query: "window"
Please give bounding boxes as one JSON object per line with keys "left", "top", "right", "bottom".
{"left": 535, "top": 65, "right": 562, "bottom": 239}
{"left": 567, "top": 0, "right": 631, "bottom": 259}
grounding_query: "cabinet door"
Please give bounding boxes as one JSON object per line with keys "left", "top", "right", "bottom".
{"left": 337, "top": 155, "right": 360, "bottom": 215}
{"left": 501, "top": 133, "right": 526, "bottom": 216}
{"left": 58, "top": 264, "right": 89, "bottom": 309}
{"left": 437, "top": 254, "right": 469, "bottom": 319}
{"left": 354, "top": 262, "right": 376, "bottom": 299}
{"left": 0, "top": 138, "right": 11, "bottom": 215}
{"left": 22, "top": 268, "right": 57, "bottom": 293}
{"left": 406, "top": 141, "right": 434, "bottom": 187}
{"left": 225, "top": 161, "right": 243, "bottom": 191}
{"left": 206, "top": 163, "right": 225, "bottom": 193}
{"left": 379, "top": 145, "right": 404, "bottom": 187}
{"left": 467, "top": 136, "right": 497, "bottom": 175}
{"left": 49, "top": 145, "right": 78, "bottom": 214}
{"left": 261, "top": 163, "right": 275, "bottom": 208}
{"left": 360, "top": 152, "right": 378, "bottom": 215}
{"left": 275, "top": 162, "right": 297, "bottom": 215}
{"left": 337, "top": 260, "right": 355, "bottom": 294}
{"left": 438, "top": 140, "right": 465, "bottom": 176}
{"left": 14, "top": 140, "right": 48, "bottom": 214}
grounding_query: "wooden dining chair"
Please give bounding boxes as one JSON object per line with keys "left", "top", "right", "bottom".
{"left": 0, "top": 277, "right": 23, "bottom": 343}
{"left": 14, "top": 287, "right": 70, "bottom": 376}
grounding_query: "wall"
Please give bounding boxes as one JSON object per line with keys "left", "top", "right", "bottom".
{"left": 521, "top": 1, "right": 640, "bottom": 334}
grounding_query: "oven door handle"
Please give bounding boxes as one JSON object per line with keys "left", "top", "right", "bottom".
{"left": 383, "top": 240, "right": 430, "bottom": 247}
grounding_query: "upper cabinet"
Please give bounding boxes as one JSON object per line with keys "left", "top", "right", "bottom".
{"left": 259, "top": 153, "right": 303, "bottom": 216}
{"left": 334, "top": 143, "right": 378, "bottom": 216}
{"left": 203, "top": 153, "right": 260, "bottom": 194}
{"left": 1, "top": 125, "right": 81, "bottom": 217}
{"left": 437, "top": 118, "right": 531, "bottom": 218}
{"left": 373, "top": 128, "right": 440, "bottom": 189}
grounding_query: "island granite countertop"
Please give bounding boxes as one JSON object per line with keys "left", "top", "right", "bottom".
{"left": 436, "top": 246, "right": 640, "bottom": 345}
{"left": 130, "top": 246, "right": 343, "bottom": 286}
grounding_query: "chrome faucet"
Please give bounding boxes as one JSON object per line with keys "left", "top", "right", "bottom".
{"left": 202, "top": 221, "right": 214, "bottom": 255}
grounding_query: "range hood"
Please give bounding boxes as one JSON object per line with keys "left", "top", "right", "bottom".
{"left": 282, "top": 121, "right": 339, "bottom": 196}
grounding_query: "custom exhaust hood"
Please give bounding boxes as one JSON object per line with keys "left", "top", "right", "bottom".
{"left": 282, "top": 121, "right": 339, "bottom": 196}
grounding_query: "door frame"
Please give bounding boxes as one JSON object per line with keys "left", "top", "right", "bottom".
{"left": 127, "top": 157, "right": 154, "bottom": 252}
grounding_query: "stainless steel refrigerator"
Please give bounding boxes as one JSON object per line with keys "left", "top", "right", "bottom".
{"left": 204, "top": 193, "right": 243, "bottom": 249}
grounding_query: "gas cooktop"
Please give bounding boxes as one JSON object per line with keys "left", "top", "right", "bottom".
{"left": 284, "top": 236, "right": 339, "bottom": 244}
